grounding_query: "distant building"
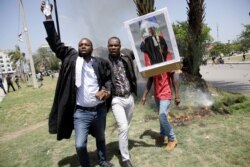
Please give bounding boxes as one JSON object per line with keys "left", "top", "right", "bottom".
{"left": 0, "top": 50, "right": 15, "bottom": 75}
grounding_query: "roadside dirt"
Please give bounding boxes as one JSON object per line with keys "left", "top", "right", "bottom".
{"left": 0, "top": 121, "right": 47, "bottom": 143}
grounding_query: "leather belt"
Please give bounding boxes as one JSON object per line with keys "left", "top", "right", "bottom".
{"left": 76, "top": 103, "right": 104, "bottom": 112}
{"left": 115, "top": 93, "right": 130, "bottom": 98}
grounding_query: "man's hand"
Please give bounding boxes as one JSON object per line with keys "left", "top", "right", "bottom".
{"left": 174, "top": 93, "right": 181, "bottom": 106}
{"left": 141, "top": 96, "right": 147, "bottom": 105}
{"left": 40, "top": 0, "right": 53, "bottom": 19}
{"left": 95, "top": 90, "right": 110, "bottom": 101}
{"left": 175, "top": 98, "right": 180, "bottom": 106}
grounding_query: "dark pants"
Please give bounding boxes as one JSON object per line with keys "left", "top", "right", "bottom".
{"left": 0, "top": 85, "right": 6, "bottom": 94}
{"left": 73, "top": 104, "right": 107, "bottom": 167}
{"left": 7, "top": 83, "right": 16, "bottom": 92}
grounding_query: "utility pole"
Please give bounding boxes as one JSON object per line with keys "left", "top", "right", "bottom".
{"left": 216, "top": 23, "right": 219, "bottom": 42}
{"left": 19, "top": 0, "right": 38, "bottom": 88}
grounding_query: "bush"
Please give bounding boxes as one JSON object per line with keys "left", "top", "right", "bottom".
{"left": 211, "top": 94, "right": 249, "bottom": 114}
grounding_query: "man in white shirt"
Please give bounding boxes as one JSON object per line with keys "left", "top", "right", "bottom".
{"left": 41, "top": 2, "right": 114, "bottom": 167}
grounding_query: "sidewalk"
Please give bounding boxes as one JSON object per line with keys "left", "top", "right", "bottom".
{"left": 207, "top": 58, "right": 250, "bottom": 64}
{"left": 222, "top": 59, "right": 250, "bottom": 64}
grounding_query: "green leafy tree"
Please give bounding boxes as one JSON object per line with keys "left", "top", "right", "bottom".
{"left": 173, "top": 22, "right": 189, "bottom": 59}
{"left": 230, "top": 42, "right": 242, "bottom": 53}
{"left": 210, "top": 42, "right": 224, "bottom": 56}
{"left": 49, "top": 55, "right": 60, "bottom": 71}
{"left": 33, "top": 47, "right": 60, "bottom": 73}
{"left": 209, "top": 42, "right": 233, "bottom": 57}
{"left": 173, "top": 21, "right": 212, "bottom": 59}
{"left": 224, "top": 43, "right": 234, "bottom": 56}
{"left": 237, "top": 24, "right": 250, "bottom": 52}
{"left": 8, "top": 45, "right": 26, "bottom": 80}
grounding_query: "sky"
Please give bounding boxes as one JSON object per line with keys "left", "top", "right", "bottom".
{"left": 0, "top": 0, "right": 249, "bottom": 58}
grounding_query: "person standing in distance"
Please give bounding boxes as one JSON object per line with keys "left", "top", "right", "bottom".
{"left": 6, "top": 74, "right": 16, "bottom": 93}
{"left": 0, "top": 76, "right": 7, "bottom": 94}
{"left": 14, "top": 75, "right": 21, "bottom": 88}
{"left": 40, "top": 2, "right": 114, "bottom": 167}
{"left": 107, "top": 37, "right": 137, "bottom": 167}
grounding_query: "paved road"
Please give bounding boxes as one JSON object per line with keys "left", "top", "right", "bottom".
{"left": 200, "top": 64, "right": 250, "bottom": 93}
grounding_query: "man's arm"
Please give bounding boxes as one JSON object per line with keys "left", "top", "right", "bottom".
{"left": 40, "top": 1, "right": 52, "bottom": 21}
{"left": 41, "top": 0, "right": 56, "bottom": 39}
{"left": 95, "top": 58, "right": 112, "bottom": 101}
{"left": 141, "top": 77, "right": 153, "bottom": 105}
{"left": 170, "top": 72, "right": 180, "bottom": 106}
{"left": 41, "top": 1, "right": 76, "bottom": 60}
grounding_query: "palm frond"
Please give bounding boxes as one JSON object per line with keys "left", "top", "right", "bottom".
{"left": 133, "top": 0, "right": 156, "bottom": 16}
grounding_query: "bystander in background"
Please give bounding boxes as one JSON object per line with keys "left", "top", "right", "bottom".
{"left": 0, "top": 75, "right": 7, "bottom": 94}
{"left": 6, "top": 74, "right": 16, "bottom": 93}
{"left": 15, "top": 75, "right": 21, "bottom": 88}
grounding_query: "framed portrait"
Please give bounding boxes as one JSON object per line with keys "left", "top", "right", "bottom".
{"left": 124, "top": 8, "right": 181, "bottom": 78}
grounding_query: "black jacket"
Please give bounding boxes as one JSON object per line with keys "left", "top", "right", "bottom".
{"left": 140, "top": 35, "right": 168, "bottom": 65}
{"left": 44, "top": 21, "right": 111, "bottom": 140}
{"left": 111, "top": 54, "right": 137, "bottom": 96}
{"left": 105, "top": 53, "right": 137, "bottom": 110}
{"left": 106, "top": 52, "right": 137, "bottom": 111}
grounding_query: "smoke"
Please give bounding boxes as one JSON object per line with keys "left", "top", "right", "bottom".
{"left": 60, "top": 0, "right": 137, "bottom": 49}
{"left": 181, "top": 88, "right": 215, "bottom": 107}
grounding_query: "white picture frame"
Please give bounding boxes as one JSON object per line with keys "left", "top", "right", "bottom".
{"left": 124, "top": 8, "right": 181, "bottom": 78}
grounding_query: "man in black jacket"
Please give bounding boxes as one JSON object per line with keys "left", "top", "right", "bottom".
{"left": 107, "top": 37, "right": 137, "bottom": 167}
{"left": 140, "top": 27, "right": 168, "bottom": 65}
{"left": 41, "top": 2, "right": 114, "bottom": 167}
{"left": 6, "top": 74, "right": 16, "bottom": 93}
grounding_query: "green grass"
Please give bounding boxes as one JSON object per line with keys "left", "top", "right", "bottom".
{"left": 0, "top": 78, "right": 56, "bottom": 136}
{"left": 0, "top": 77, "right": 250, "bottom": 167}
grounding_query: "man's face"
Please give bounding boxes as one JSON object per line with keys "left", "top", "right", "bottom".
{"left": 108, "top": 38, "right": 121, "bottom": 57}
{"left": 78, "top": 39, "right": 93, "bottom": 57}
{"left": 148, "top": 27, "right": 156, "bottom": 36}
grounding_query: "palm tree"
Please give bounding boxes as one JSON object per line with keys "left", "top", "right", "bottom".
{"left": 133, "top": 0, "right": 155, "bottom": 16}
{"left": 186, "top": 0, "right": 206, "bottom": 76}
{"left": 8, "top": 45, "right": 26, "bottom": 80}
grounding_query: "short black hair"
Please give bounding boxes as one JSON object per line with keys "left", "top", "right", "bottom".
{"left": 78, "top": 38, "right": 93, "bottom": 48}
{"left": 108, "top": 36, "right": 121, "bottom": 45}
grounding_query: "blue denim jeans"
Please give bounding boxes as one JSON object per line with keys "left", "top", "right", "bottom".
{"left": 74, "top": 106, "right": 107, "bottom": 167}
{"left": 155, "top": 99, "right": 176, "bottom": 141}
